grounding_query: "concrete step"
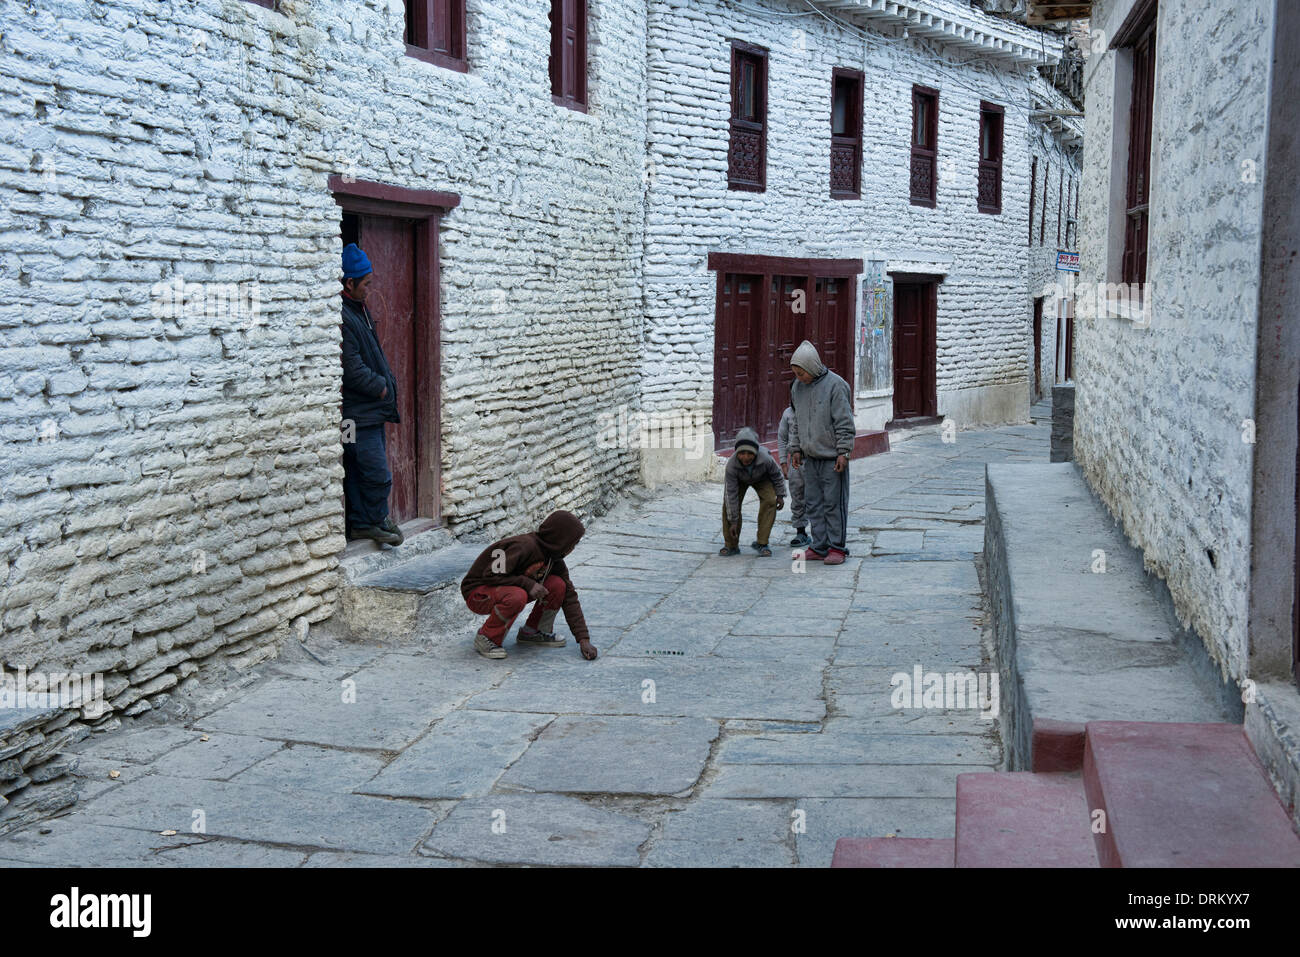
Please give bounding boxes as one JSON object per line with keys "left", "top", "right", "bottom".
{"left": 831, "top": 837, "right": 953, "bottom": 868}
{"left": 341, "top": 543, "right": 485, "bottom": 644}
{"left": 954, "top": 771, "right": 1099, "bottom": 867}
{"left": 1083, "top": 721, "right": 1300, "bottom": 868}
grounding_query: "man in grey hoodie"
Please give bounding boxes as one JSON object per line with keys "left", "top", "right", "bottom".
{"left": 788, "top": 340, "right": 855, "bottom": 565}
{"left": 721, "top": 427, "right": 787, "bottom": 557}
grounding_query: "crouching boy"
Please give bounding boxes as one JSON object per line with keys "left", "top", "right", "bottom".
{"left": 721, "top": 427, "right": 787, "bottom": 557}
{"left": 460, "top": 510, "right": 597, "bottom": 661}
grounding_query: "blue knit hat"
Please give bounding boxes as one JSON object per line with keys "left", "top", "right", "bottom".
{"left": 342, "top": 243, "right": 372, "bottom": 279}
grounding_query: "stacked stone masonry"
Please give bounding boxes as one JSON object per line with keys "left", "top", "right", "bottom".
{"left": 0, "top": 0, "right": 1065, "bottom": 827}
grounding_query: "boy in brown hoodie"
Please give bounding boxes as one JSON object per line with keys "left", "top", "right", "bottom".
{"left": 460, "top": 510, "right": 597, "bottom": 661}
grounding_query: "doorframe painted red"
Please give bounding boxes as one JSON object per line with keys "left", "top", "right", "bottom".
{"left": 888, "top": 271, "right": 942, "bottom": 422}
{"left": 329, "top": 176, "right": 459, "bottom": 525}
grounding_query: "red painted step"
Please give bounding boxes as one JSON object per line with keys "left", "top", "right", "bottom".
{"left": 955, "top": 771, "right": 1099, "bottom": 867}
{"left": 1083, "top": 721, "right": 1300, "bottom": 868}
{"left": 832, "top": 837, "right": 953, "bottom": 868}
{"left": 1032, "top": 717, "right": 1086, "bottom": 772}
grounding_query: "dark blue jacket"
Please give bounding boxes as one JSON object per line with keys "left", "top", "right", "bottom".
{"left": 340, "top": 295, "right": 399, "bottom": 428}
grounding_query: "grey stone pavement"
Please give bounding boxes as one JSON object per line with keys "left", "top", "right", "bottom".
{"left": 0, "top": 405, "right": 1051, "bottom": 868}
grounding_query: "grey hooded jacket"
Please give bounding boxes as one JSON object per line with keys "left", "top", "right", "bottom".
{"left": 788, "top": 340, "right": 855, "bottom": 459}
{"left": 724, "top": 427, "right": 787, "bottom": 522}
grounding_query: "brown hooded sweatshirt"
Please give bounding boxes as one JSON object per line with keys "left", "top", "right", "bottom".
{"left": 460, "top": 510, "right": 591, "bottom": 642}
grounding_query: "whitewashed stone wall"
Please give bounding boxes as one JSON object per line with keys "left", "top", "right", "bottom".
{"left": 1027, "top": 83, "right": 1082, "bottom": 398}
{"left": 641, "top": 0, "right": 1059, "bottom": 478}
{"left": 1074, "top": 0, "right": 1273, "bottom": 680}
{"left": 0, "top": 0, "right": 645, "bottom": 765}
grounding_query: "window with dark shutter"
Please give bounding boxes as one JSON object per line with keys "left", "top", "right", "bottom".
{"left": 910, "top": 86, "right": 938, "bottom": 207}
{"left": 1029, "top": 157, "right": 1038, "bottom": 244}
{"left": 1113, "top": 0, "right": 1157, "bottom": 286}
{"left": 729, "top": 41, "right": 768, "bottom": 192}
{"left": 550, "top": 0, "right": 588, "bottom": 111}
{"left": 404, "top": 0, "right": 467, "bottom": 72}
{"left": 831, "top": 69, "right": 863, "bottom": 199}
{"left": 1040, "top": 159, "right": 1049, "bottom": 244}
{"left": 978, "top": 101, "right": 1003, "bottom": 214}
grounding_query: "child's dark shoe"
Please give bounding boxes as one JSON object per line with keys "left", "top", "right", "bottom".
{"left": 718, "top": 546, "right": 741, "bottom": 556}
{"left": 753, "top": 544, "right": 772, "bottom": 557}
{"left": 517, "top": 626, "right": 566, "bottom": 647}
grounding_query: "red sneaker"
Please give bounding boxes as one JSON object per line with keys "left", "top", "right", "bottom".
{"left": 823, "top": 548, "right": 846, "bottom": 565}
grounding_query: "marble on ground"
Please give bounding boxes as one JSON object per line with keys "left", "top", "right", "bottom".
{"left": 0, "top": 410, "right": 1050, "bottom": 867}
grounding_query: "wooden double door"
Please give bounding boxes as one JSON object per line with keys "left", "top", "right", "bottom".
{"left": 713, "top": 269, "right": 856, "bottom": 449}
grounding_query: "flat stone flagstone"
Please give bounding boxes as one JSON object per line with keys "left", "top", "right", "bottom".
{"left": 78, "top": 775, "right": 437, "bottom": 855}
{"left": 498, "top": 715, "right": 720, "bottom": 794}
{"left": 360, "top": 710, "right": 553, "bottom": 799}
{"left": 0, "top": 411, "right": 1052, "bottom": 867}
{"left": 422, "top": 794, "right": 651, "bottom": 866}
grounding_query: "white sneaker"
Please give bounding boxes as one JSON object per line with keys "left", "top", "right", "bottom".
{"left": 475, "top": 633, "right": 506, "bottom": 659}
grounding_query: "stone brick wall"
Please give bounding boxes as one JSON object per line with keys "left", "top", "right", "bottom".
{"left": 1074, "top": 0, "right": 1273, "bottom": 681}
{"left": 1027, "top": 91, "right": 1082, "bottom": 397}
{"left": 0, "top": 0, "right": 646, "bottom": 776}
{"left": 641, "top": 0, "right": 1061, "bottom": 478}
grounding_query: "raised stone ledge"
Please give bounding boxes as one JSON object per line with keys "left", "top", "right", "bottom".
{"left": 983, "top": 462, "right": 1236, "bottom": 771}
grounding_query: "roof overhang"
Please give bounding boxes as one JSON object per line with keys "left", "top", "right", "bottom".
{"left": 813, "top": 0, "right": 1065, "bottom": 66}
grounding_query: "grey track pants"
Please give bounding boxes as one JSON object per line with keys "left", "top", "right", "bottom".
{"left": 802, "top": 456, "right": 849, "bottom": 552}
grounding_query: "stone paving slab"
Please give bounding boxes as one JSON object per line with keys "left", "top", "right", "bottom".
{"left": 70, "top": 726, "right": 201, "bottom": 765}
{"left": 731, "top": 615, "right": 844, "bottom": 637}
{"left": 717, "top": 730, "right": 999, "bottom": 765}
{"left": 499, "top": 715, "right": 720, "bottom": 795}
{"left": 361, "top": 710, "right": 553, "bottom": 799}
{"left": 231, "top": 745, "right": 388, "bottom": 793}
{"left": 644, "top": 799, "right": 795, "bottom": 867}
{"left": 150, "top": 733, "right": 284, "bottom": 782}
{"left": 198, "top": 654, "right": 504, "bottom": 750}
{"left": 706, "top": 762, "right": 992, "bottom": 798}
{"left": 711, "top": 635, "right": 836, "bottom": 663}
{"left": 604, "top": 613, "right": 733, "bottom": 657}
{"left": 0, "top": 818, "right": 211, "bottom": 866}
{"left": 467, "top": 657, "right": 826, "bottom": 722}
{"left": 79, "top": 775, "right": 436, "bottom": 855}
{"left": 422, "top": 794, "right": 651, "bottom": 866}
{"left": 794, "top": 797, "right": 958, "bottom": 867}
{"left": 304, "top": 851, "right": 468, "bottom": 867}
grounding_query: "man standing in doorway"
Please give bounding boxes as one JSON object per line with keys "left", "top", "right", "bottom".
{"left": 788, "top": 340, "right": 855, "bottom": 565}
{"left": 340, "top": 242, "right": 403, "bottom": 547}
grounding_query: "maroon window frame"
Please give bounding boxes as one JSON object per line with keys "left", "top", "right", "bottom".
{"left": 550, "top": 0, "right": 588, "bottom": 112}
{"left": 1040, "top": 159, "right": 1049, "bottom": 244}
{"left": 404, "top": 0, "right": 467, "bottom": 72}
{"left": 1114, "top": 0, "right": 1157, "bottom": 286}
{"left": 729, "top": 40, "right": 768, "bottom": 192}
{"left": 910, "top": 85, "right": 938, "bottom": 207}
{"left": 978, "top": 101, "right": 1004, "bottom": 214}
{"left": 830, "top": 68, "right": 864, "bottom": 199}
{"left": 1029, "top": 156, "right": 1038, "bottom": 243}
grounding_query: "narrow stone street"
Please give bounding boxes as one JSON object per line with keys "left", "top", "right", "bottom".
{"left": 0, "top": 407, "right": 1050, "bottom": 868}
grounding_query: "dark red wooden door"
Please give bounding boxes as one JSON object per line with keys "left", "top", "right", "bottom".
{"left": 357, "top": 214, "right": 420, "bottom": 523}
{"left": 714, "top": 273, "right": 762, "bottom": 448}
{"left": 893, "top": 282, "right": 931, "bottom": 418}
{"left": 1033, "top": 297, "right": 1043, "bottom": 398}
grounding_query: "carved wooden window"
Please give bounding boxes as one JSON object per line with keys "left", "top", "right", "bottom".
{"left": 1115, "top": 0, "right": 1157, "bottom": 286}
{"left": 910, "top": 86, "right": 938, "bottom": 207}
{"left": 1029, "top": 157, "right": 1038, "bottom": 243}
{"left": 831, "top": 68, "right": 863, "bottom": 199}
{"left": 978, "top": 101, "right": 1003, "bottom": 214}
{"left": 550, "top": 0, "right": 587, "bottom": 111}
{"left": 729, "top": 41, "right": 768, "bottom": 192}
{"left": 405, "top": 0, "right": 467, "bottom": 72}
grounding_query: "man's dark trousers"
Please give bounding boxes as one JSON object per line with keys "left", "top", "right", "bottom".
{"left": 343, "top": 424, "right": 392, "bottom": 530}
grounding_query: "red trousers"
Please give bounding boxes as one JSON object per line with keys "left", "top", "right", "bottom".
{"left": 464, "top": 574, "right": 566, "bottom": 646}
